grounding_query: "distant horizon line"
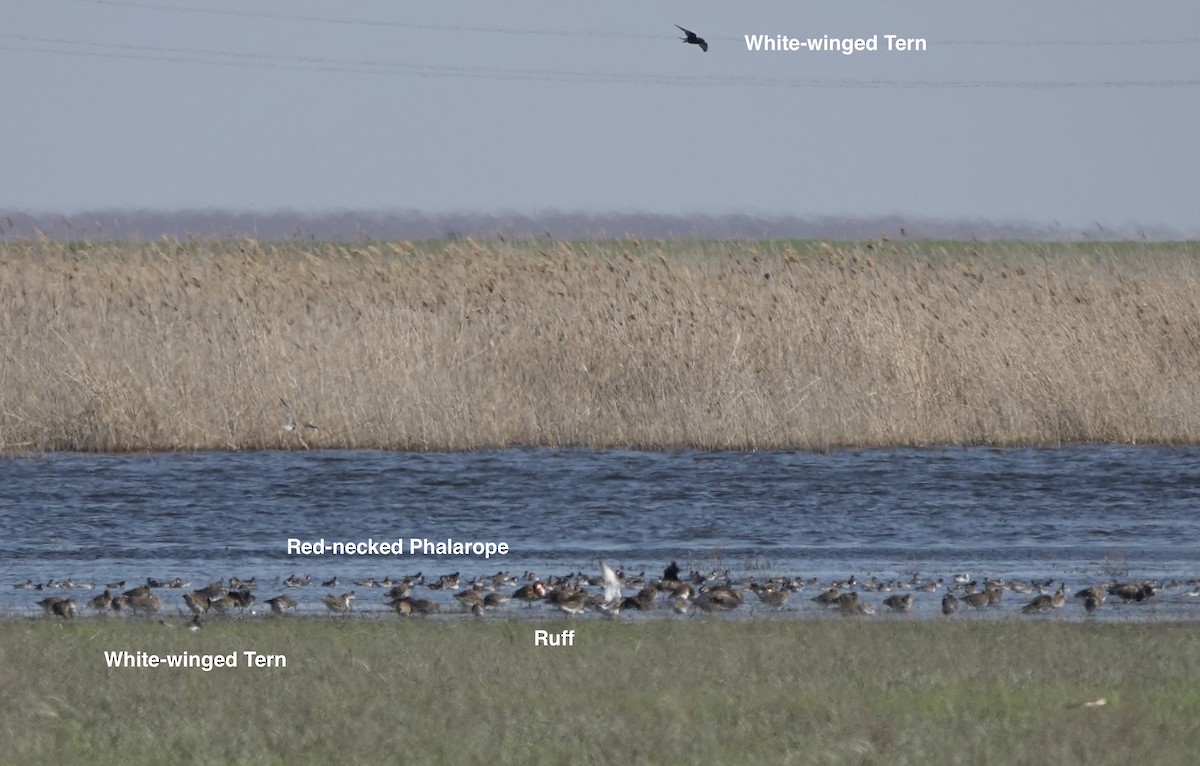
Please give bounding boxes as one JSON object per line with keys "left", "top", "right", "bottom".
{"left": 0, "top": 208, "right": 1190, "bottom": 242}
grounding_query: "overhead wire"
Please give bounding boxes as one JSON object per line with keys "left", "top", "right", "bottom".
{"left": 3, "top": 33, "right": 1197, "bottom": 89}
{"left": 12, "top": 3, "right": 1200, "bottom": 90}
{"left": 59, "top": 0, "right": 664, "bottom": 39}
{"left": 58, "top": 0, "right": 1200, "bottom": 47}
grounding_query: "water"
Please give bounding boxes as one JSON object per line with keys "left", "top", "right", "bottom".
{"left": 2, "top": 445, "right": 1198, "bottom": 619}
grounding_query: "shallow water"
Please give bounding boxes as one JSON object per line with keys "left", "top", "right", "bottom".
{"left": 2, "top": 446, "right": 1197, "bottom": 620}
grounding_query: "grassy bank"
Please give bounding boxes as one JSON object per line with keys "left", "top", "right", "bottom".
{"left": 1, "top": 238, "right": 1198, "bottom": 451}
{"left": 1, "top": 617, "right": 1197, "bottom": 764}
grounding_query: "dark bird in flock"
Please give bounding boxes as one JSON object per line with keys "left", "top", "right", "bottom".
{"left": 941, "top": 592, "right": 958, "bottom": 615}
{"left": 676, "top": 25, "right": 708, "bottom": 52}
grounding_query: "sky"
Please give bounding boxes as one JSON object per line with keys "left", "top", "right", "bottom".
{"left": 3, "top": 0, "right": 1198, "bottom": 236}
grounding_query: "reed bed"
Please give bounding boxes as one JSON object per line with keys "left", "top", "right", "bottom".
{"left": 1, "top": 238, "right": 1198, "bottom": 452}
{"left": 2, "top": 617, "right": 1198, "bottom": 765}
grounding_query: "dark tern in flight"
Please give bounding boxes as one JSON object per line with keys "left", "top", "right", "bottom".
{"left": 676, "top": 25, "right": 708, "bottom": 52}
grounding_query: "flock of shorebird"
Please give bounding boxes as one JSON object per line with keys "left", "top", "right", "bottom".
{"left": 14, "top": 563, "right": 1195, "bottom": 624}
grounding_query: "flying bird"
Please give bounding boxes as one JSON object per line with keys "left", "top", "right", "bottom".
{"left": 600, "top": 561, "right": 622, "bottom": 607}
{"left": 280, "top": 398, "right": 318, "bottom": 432}
{"left": 675, "top": 25, "right": 708, "bottom": 52}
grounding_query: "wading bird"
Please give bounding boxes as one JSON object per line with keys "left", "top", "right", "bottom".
{"left": 512, "top": 580, "right": 547, "bottom": 607}
{"left": 676, "top": 25, "right": 708, "bottom": 52}
{"left": 941, "top": 592, "right": 958, "bottom": 615}
{"left": 128, "top": 593, "right": 164, "bottom": 616}
{"left": 694, "top": 584, "right": 742, "bottom": 612}
{"left": 483, "top": 592, "right": 509, "bottom": 608}
{"left": 663, "top": 561, "right": 681, "bottom": 582}
{"left": 88, "top": 590, "right": 114, "bottom": 612}
{"left": 38, "top": 596, "right": 76, "bottom": 618}
{"left": 322, "top": 591, "right": 355, "bottom": 614}
{"left": 265, "top": 594, "right": 298, "bottom": 615}
{"left": 404, "top": 597, "right": 440, "bottom": 616}
{"left": 182, "top": 591, "right": 210, "bottom": 616}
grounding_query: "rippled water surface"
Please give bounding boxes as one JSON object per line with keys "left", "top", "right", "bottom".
{"left": 2, "top": 446, "right": 1197, "bottom": 619}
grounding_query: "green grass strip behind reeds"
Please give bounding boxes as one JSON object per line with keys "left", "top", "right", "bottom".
{"left": 2, "top": 238, "right": 1199, "bottom": 451}
{"left": 1, "top": 617, "right": 1198, "bottom": 765}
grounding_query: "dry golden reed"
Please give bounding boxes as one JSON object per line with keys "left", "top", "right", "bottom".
{"left": 1, "top": 237, "right": 1197, "bottom": 452}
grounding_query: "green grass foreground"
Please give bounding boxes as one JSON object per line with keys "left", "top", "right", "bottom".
{"left": 3, "top": 238, "right": 1200, "bottom": 451}
{"left": 2, "top": 618, "right": 1197, "bottom": 765}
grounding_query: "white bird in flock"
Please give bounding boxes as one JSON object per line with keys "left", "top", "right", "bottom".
{"left": 280, "top": 398, "right": 318, "bottom": 432}
{"left": 600, "top": 561, "right": 623, "bottom": 607}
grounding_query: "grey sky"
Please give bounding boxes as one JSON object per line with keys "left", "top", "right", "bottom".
{"left": 4, "top": 0, "right": 1198, "bottom": 235}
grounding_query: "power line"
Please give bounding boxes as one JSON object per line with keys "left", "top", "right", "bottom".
{"left": 60, "top": 0, "right": 663, "bottom": 40}
{"left": 59, "top": 0, "right": 1200, "bottom": 47}
{"left": 3, "top": 34, "right": 1197, "bottom": 89}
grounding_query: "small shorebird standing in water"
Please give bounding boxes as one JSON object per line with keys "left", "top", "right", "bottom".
{"left": 961, "top": 589, "right": 990, "bottom": 609}
{"left": 836, "top": 592, "right": 873, "bottom": 616}
{"left": 89, "top": 589, "right": 114, "bottom": 612}
{"left": 483, "top": 592, "right": 509, "bottom": 608}
{"left": 1108, "top": 581, "right": 1156, "bottom": 603}
{"left": 675, "top": 25, "right": 708, "bottom": 52}
{"left": 753, "top": 585, "right": 789, "bottom": 609}
{"left": 1022, "top": 593, "right": 1052, "bottom": 614}
{"left": 694, "top": 584, "right": 742, "bottom": 613}
{"left": 183, "top": 591, "right": 211, "bottom": 616}
{"left": 385, "top": 581, "right": 413, "bottom": 601}
{"left": 1050, "top": 583, "right": 1067, "bottom": 610}
{"left": 323, "top": 591, "right": 355, "bottom": 614}
{"left": 1021, "top": 584, "right": 1066, "bottom": 614}
{"left": 391, "top": 598, "right": 413, "bottom": 617}
{"left": 556, "top": 592, "right": 589, "bottom": 616}
{"left": 663, "top": 561, "right": 681, "bottom": 582}
{"left": 128, "top": 593, "right": 164, "bottom": 616}
{"left": 38, "top": 596, "right": 76, "bottom": 618}
{"left": 265, "top": 594, "right": 299, "bottom": 615}
{"left": 402, "top": 597, "right": 440, "bottom": 616}
{"left": 1076, "top": 584, "right": 1105, "bottom": 613}
{"left": 811, "top": 588, "right": 840, "bottom": 608}
{"left": 453, "top": 585, "right": 485, "bottom": 611}
{"left": 941, "top": 592, "right": 958, "bottom": 615}
{"left": 512, "top": 580, "right": 547, "bottom": 607}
